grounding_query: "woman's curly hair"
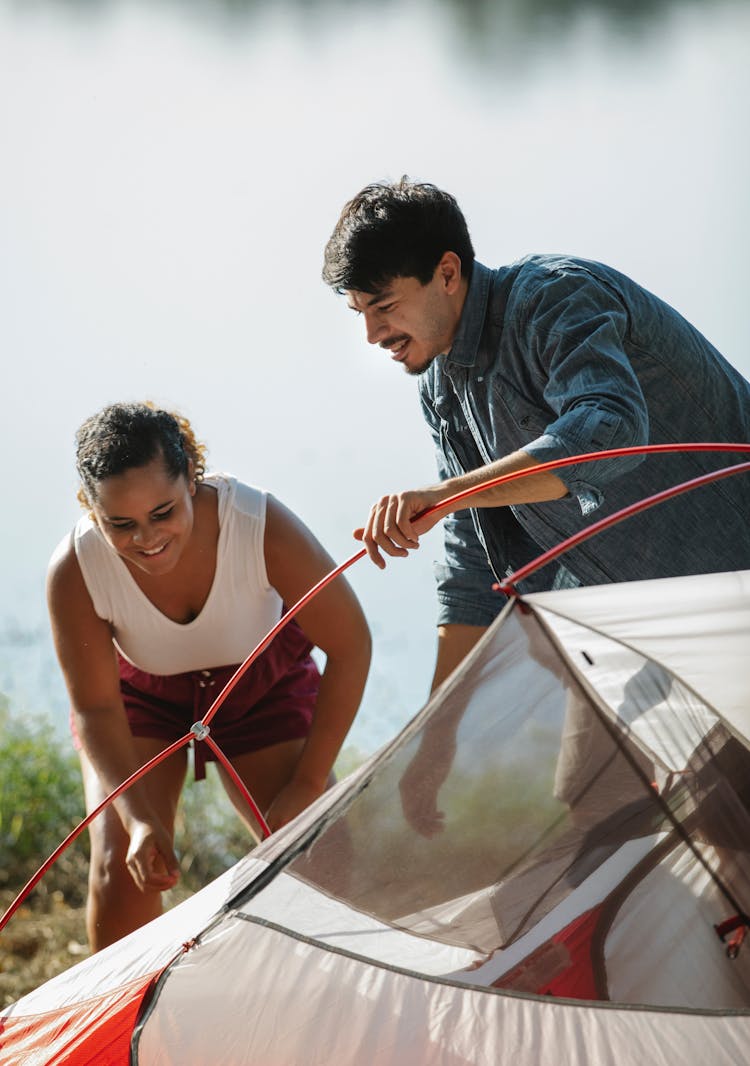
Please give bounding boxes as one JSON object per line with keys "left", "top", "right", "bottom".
{"left": 75, "top": 401, "right": 208, "bottom": 510}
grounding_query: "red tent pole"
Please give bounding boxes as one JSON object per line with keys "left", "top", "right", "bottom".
{"left": 202, "top": 732, "right": 271, "bottom": 840}
{"left": 0, "top": 734, "right": 191, "bottom": 935}
{"left": 3, "top": 442, "right": 748, "bottom": 936}
{"left": 207, "top": 443, "right": 750, "bottom": 731}
{"left": 497, "top": 458, "right": 750, "bottom": 594}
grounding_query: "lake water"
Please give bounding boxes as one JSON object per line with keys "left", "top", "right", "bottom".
{"left": 1, "top": 0, "right": 749, "bottom": 753}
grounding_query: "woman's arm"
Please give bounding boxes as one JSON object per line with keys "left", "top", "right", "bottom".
{"left": 46, "top": 537, "right": 179, "bottom": 891}
{"left": 263, "top": 496, "right": 372, "bottom": 830}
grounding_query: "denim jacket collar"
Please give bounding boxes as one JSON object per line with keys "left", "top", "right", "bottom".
{"left": 445, "top": 261, "right": 492, "bottom": 370}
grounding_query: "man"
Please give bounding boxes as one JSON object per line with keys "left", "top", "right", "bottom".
{"left": 323, "top": 177, "right": 750, "bottom": 698}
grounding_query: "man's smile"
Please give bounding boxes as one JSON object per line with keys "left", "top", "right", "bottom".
{"left": 381, "top": 336, "right": 410, "bottom": 361}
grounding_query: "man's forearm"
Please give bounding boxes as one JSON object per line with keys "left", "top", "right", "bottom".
{"left": 433, "top": 449, "right": 567, "bottom": 520}
{"left": 360, "top": 451, "right": 567, "bottom": 569}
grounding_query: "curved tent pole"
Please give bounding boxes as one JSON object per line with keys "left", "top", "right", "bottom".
{"left": 216, "top": 443, "right": 750, "bottom": 726}
{"left": 0, "top": 736, "right": 191, "bottom": 935}
{"left": 496, "top": 456, "right": 750, "bottom": 594}
{"left": 1, "top": 441, "right": 749, "bottom": 936}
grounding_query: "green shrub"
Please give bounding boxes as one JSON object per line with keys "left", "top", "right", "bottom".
{"left": 173, "top": 764, "right": 252, "bottom": 889}
{"left": 0, "top": 697, "right": 88, "bottom": 903}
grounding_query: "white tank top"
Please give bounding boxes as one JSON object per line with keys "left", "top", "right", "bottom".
{"left": 66, "top": 473, "right": 283, "bottom": 675}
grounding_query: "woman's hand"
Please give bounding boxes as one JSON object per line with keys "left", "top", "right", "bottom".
{"left": 125, "top": 819, "right": 181, "bottom": 893}
{"left": 264, "top": 778, "right": 327, "bottom": 833}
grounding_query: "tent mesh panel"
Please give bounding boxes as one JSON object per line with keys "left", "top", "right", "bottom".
{"left": 288, "top": 604, "right": 750, "bottom": 1006}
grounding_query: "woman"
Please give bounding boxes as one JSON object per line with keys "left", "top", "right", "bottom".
{"left": 47, "top": 402, "right": 371, "bottom": 950}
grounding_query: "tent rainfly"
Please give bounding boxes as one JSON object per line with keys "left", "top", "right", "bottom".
{"left": 2, "top": 568, "right": 750, "bottom": 1065}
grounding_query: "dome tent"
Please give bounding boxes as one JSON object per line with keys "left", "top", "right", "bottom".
{"left": 2, "top": 568, "right": 750, "bottom": 1065}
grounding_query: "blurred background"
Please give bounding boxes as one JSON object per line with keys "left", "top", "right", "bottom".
{"left": 1, "top": 0, "right": 749, "bottom": 756}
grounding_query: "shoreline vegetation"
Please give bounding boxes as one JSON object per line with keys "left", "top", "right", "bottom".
{"left": 0, "top": 701, "right": 365, "bottom": 1006}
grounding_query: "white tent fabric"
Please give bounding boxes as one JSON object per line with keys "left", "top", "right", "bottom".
{"left": 2, "top": 570, "right": 750, "bottom": 1065}
{"left": 527, "top": 569, "right": 750, "bottom": 746}
{"left": 135, "top": 905, "right": 750, "bottom": 1066}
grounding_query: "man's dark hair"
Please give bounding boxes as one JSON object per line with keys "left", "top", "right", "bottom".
{"left": 322, "top": 177, "right": 475, "bottom": 294}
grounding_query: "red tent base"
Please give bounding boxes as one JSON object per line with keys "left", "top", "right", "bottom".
{"left": 0, "top": 970, "right": 161, "bottom": 1066}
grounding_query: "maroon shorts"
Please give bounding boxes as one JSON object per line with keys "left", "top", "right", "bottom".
{"left": 71, "top": 619, "right": 320, "bottom": 780}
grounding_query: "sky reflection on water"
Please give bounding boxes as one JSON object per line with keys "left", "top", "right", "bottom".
{"left": 1, "top": 0, "right": 748, "bottom": 751}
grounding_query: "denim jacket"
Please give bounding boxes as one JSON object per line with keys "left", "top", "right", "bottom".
{"left": 419, "top": 257, "right": 750, "bottom": 626}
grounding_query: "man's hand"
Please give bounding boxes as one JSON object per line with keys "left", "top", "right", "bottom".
{"left": 356, "top": 487, "right": 446, "bottom": 568}
{"left": 398, "top": 728, "right": 458, "bottom": 838}
{"left": 125, "top": 819, "right": 180, "bottom": 893}
{"left": 354, "top": 452, "right": 569, "bottom": 568}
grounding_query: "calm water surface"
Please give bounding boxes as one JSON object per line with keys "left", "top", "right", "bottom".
{"left": 1, "top": 0, "right": 748, "bottom": 751}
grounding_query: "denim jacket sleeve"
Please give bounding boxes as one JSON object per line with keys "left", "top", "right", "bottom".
{"left": 420, "top": 387, "right": 506, "bottom": 628}
{"left": 514, "top": 267, "right": 650, "bottom": 508}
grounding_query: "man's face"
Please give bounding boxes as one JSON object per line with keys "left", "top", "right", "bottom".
{"left": 346, "top": 258, "right": 464, "bottom": 376}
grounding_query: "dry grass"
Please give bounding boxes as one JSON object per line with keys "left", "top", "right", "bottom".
{"left": 0, "top": 888, "right": 89, "bottom": 1008}
{"left": 0, "top": 879, "right": 202, "bottom": 1008}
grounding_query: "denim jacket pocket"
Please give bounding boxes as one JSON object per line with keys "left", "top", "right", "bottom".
{"left": 438, "top": 416, "right": 478, "bottom": 479}
{"left": 489, "top": 378, "right": 549, "bottom": 443}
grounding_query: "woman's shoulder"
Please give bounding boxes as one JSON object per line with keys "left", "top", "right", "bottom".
{"left": 206, "top": 472, "right": 268, "bottom": 523}
{"left": 48, "top": 529, "right": 75, "bottom": 576}
{"left": 46, "top": 527, "right": 88, "bottom": 602}
{"left": 48, "top": 512, "right": 94, "bottom": 575}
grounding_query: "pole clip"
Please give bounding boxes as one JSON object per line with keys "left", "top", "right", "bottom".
{"left": 190, "top": 721, "right": 211, "bottom": 742}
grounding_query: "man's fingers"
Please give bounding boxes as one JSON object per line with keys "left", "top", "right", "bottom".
{"left": 356, "top": 487, "right": 441, "bottom": 562}
{"left": 357, "top": 495, "right": 424, "bottom": 567}
{"left": 354, "top": 522, "right": 400, "bottom": 567}
{"left": 384, "top": 496, "right": 419, "bottom": 548}
{"left": 363, "top": 504, "right": 387, "bottom": 568}
{"left": 401, "top": 803, "right": 445, "bottom": 839}
{"left": 361, "top": 499, "right": 401, "bottom": 566}
{"left": 395, "top": 496, "right": 421, "bottom": 544}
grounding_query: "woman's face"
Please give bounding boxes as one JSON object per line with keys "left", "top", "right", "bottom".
{"left": 90, "top": 455, "right": 196, "bottom": 577}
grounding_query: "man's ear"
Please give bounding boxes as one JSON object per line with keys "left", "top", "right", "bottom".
{"left": 437, "top": 251, "right": 463, "bottom": 295}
